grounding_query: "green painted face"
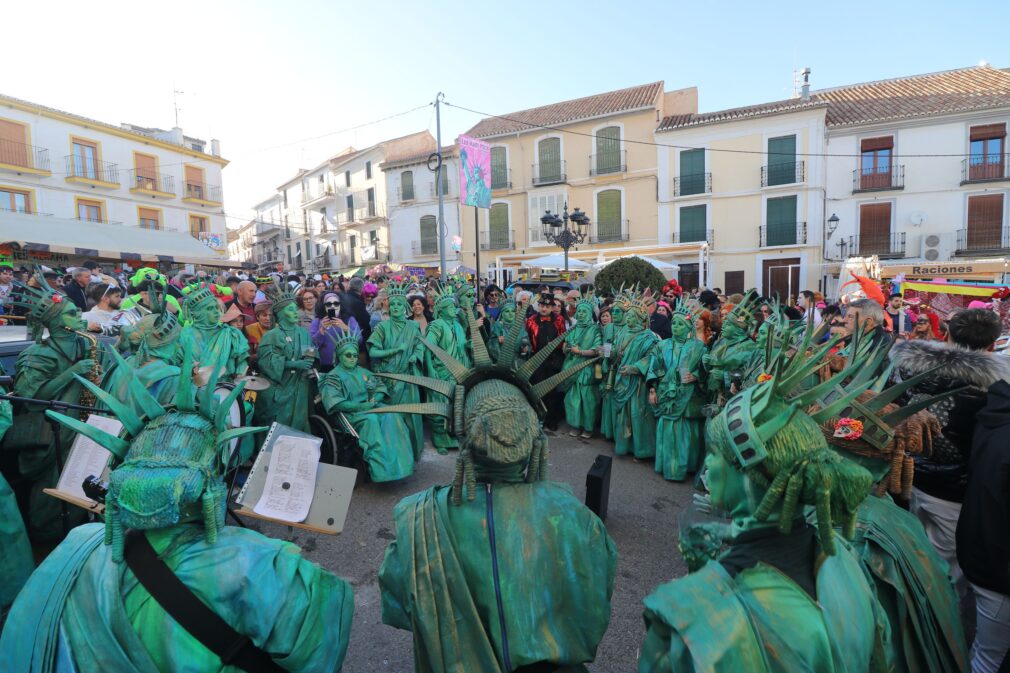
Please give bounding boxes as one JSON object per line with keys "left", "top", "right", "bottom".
{"left": 388, "top": 296, "right": 408, "bottom": 322}
{"left": 500, "top": 305, "right": 515, "bottom": 324}
{"left": 703, "top": 450, "right": 755, "bottom": 521}
{"left": 339, "top": 344, "right": 358, "bottom": 370}
{"left": 671, "top": 316, "right": 690, "bottom": 341}
{"left": 755, "top": 321, "right": 772, "bottom": 349}
{"left": 59, "top": 302, "right": 82, "bottom": 331}
{"left": 624, "top": 308, "right": 644, "bottom": 332}
{"left": 721, "top": 320, "right": 744, "bottom": 341}
{"left": 277, "top": 302, "right": 299, "bottom": 327}
{"left": 192, "top": 299, "right": 222, "bottom": 326}
{"left": 611, "top": 305, "right": 625, "bottom": 325}
{"left": 437, "top": 302, "right": 458, "bottom": 320}
{"left": 575, "top": 303, "right": 592, "bottom": 324}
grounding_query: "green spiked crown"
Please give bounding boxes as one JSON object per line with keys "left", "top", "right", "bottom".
{"left": 387, "top": 280, "right": 410, "bottom": 299}
{"left": 265, "top": 279, "right": 297, "bottom": 315}
{"left": 432, "top": 284, "right": 457, "bottom": 313}
{"left": 12, "top": 270, "right": 72, "bottom": 326}
{"left": 327, "top": 326, "right": 361, "bottom": 354}
{"left": 182, "top": 281, "right": 217, "bottom": 313}
{"left": 670, "top": 298, "right": 703, "bottom": 325}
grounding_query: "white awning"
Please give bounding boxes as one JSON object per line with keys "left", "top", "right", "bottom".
{"left": 0, "top": 211, "right": 236, "bottom": 266}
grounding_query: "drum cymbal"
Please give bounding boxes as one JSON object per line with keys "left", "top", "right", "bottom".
{"left": 193, "top": 365, "right": 217, "bottom": 387}
{"left": 235, "top": 375, "right": 272, "bottom": 391}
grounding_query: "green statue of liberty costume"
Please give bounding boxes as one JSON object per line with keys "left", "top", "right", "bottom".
{"left": 366, "top": 281, "right": 425, "bottom": 458}
{"left": 321, "top": 329, "right": 415, "bottom": 482}
{"left": 0, "top": 370, "right": 32, "bottom": 613}
{"left": 8, "top": 272, "right": 95, "bottom": 542}
{"left": 599, "top": 299, "right": 627, "bottom": 440}
{"left": 487, "top": 300, "right": 527, "bottom": 364}
{"left": 638, "top": 326, "right": 890, "bottom": 673}
{"left": 562, "top": 294, "right": 601, "bottom": 437}
{"left": 704, "top": 296, "right": 758, "bottom": 404}
{"left": 374, "top": 300, "right": 616, "bottom": 673}
{"left": 254, "top": 282, "right": 314, "bottom": 433}
{"left": 613, "top": 293, "right": 660, "bottom": 458}
{"left": 423, "top": 285, "right": 472, "bottom": 453}
{"left": 0, "top": 346, "right": 354, "bottom": 672}
{"left": 180, "top": 282, "right": 248, "bottom": 380}
{"left": 648, "top": 301, "right": 706, "bottom": 481}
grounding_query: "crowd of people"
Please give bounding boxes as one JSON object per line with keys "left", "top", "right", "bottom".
{"left": 0, "top": 259, "right": 1008, "bottom": 673}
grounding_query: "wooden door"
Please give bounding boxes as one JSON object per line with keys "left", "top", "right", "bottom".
{"left": 763, "top": 258, "right": 801, "bottom": 303}
{"left": 967, "top": 194, "right": 1005, "bottom": 250}
{"left": 858, "top": 203, "right": 891, "bottom": 255}
{"left": 0, "top": 120, "right": 28, "bottom": 168}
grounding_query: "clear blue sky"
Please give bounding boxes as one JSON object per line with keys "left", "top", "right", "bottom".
{"left": 5, "top": 0, "right": 1009, "bottom": 225}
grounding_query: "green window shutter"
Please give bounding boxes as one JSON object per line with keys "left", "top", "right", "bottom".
{"left": 489, "top": 203, "right": 510, "bottom": 249}
{"left": 420, "top": 215, "right": 438, "bottom": 254}
{"left": 596, "top": 189, "right": 622, "bottom": 241}
{"left": 679, "top": 149, "right": 706, "bottom": 195}
{"left": 538, "top": 138, "right": 561, "bottom": 182}
{"left": 491, "top": 147, "right": 507, "bottom": 189}
{"left": 595, "top": 126, "right": 621, "bottom": 174}
{"left": 679, "top": 205, "right": 707, "bottom": 242}
{"left": 765, "top": 196, "right": 797, "bottom": 245}
{"left": 767, "top": 135, "right": 797, "bottom": 185}
{"left": 401, "top": 171, "right": 414, "bottom": 200}
{"left": 440, "top": 166, "right": 449, "bottom": 195}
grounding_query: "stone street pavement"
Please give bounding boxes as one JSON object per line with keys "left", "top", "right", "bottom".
{"left": 250, "top": 433, "right": 696, "bottom": 673}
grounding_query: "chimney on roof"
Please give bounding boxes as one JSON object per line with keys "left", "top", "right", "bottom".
{"left": 211, "top": 139, "right": 221, "bottom": 157}
{"left": 800, "top": 68, "right": 811, "bottom": 102}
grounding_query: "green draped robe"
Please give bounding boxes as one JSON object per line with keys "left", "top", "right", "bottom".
{"left": 379, "top": 479, "right": 617, "bottom": 673}
{"left": 0, "top": 393, "right": 32, "bottom": 612}
{"left": 613, "top": 328, "right": 660, "bottom": 458}
{"left": 648, "top": 337, "right": 706, "bottom": 481}
{"left": 254, "top": 324, "right": 313, "bottom": 433}
{"left": 320, "top": 365, "right": 414, "bottom": 482}
{"left": 600, "top": 323, "right": 626, "bottom": 440}
{"left": 0, "top": 523, "right": 354, "bottom": 673}
{"left": 562, "top": 323, "right": 601, "bottom": 432}
{"left": 367, "top": 318, "right": 425, "bottom": 458}
{"left": 423, "top": 318, "right": 471, "bottom": 452}
{"left": 182, "top": 323, "right": 249, "bottom": 380}
{"left": 102, "top": 358, "right": 180, "bottom": 410}
{"left": 704, "top": 335, "right": 756, "bottom": 401}
{"left": 487, "top": 317, "right": 528, "bottom": 364}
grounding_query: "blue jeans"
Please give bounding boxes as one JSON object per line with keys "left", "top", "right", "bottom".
{"left": 971, "top": 583, "right": 1010, "bottom": 673}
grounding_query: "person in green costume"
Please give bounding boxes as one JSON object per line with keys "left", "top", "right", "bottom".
{"left": 648, "top": 300, "right": 706, "bottom": 481}
{"left": 599, "top": 300, "right": 627, "bottom": 440}
{"left": 367, "top": 281, "right": 425, "bottom": 458}
{"left": 638, "top": 330, "right": 891, "bottom": 673}
{"left": 254, "top": 282, "right": 315, "bottom": 433}
{"left": 374, "top": 299, "right": 617, "bottom": 673}
{"left": 423, "top": 284, "right": 472, "bottom": 453}
{"left": 613, "top": 293, "right": 660, "bottom": 459}
{"left": 703, "top": 297, "right": 757, "bottom": 404}
{"left": 0, "top": 350, "right": 354, "bottom": 673}
{"left": 562, "top": 293, "right": 601, "bottom": 438}
{"left": 321, "top": 330, "right": 415, "bottom": 482}
{"left": 9, "top": 271, "right": 95, "bottom": 542}
{"left": 487, "top": 299, "right": 528, "bottom": 363}
{"left": 0, "top": 369, "right": 33, "bottom": 614}
{"left": 180, "top": 282, "right": 248, "bottom": 380}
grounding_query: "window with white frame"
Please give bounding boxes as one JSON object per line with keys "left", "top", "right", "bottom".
{"left": 528, "top": 191, "right": 567, "bottom": 245}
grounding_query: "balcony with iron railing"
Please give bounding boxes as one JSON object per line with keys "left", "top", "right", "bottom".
{"left": 847, "top": 232, "right": 907, "bottom": 258}
{"left": 480, "top": 228, "right": 515, "bottom": 250}
{"left": 428, "top": 181, "right": 454, "bottom": 198}
{"left": 956, "top": 226, "right": 1010, "bottom": 254}
{"left": 351, "top": 243, "right": 389, "bottom": 264}
{"left": 354, "top": 202, "right": 385, "bottom": 221}
{"left": 589, "top": 151, "right": 626, "bottom": 176}
{"left": 301, "top": 184, "right": 335, "bottom": 205}
{"left": 183, "top": 181, "right": 223, "bottom": 205}
{"left": 760, "top": 161, "right": 805, "bottom": 187}
{"left": 674, "top": 173, "right": 712, "bottom": 197}
{"left": 411, "top": 240, "right": 439, "bottom": 256}
{"left": 531, "top": 160, "right": 566, "bottom": 186}
{"left": 0, "top": 139, "right": 51, "bottom": 174}
{"left": 853, "top": 165, "right": 905, "bottom": 192}
{"left": 961, "top": 154, "right": 1010, "bottom": 184}
{"left": 75, "top": 215, "right": 123, "bottom": 226}
{"left": 0, "top": 205, "right": 52, "bottom": 217}
{"left": 590, "top": 220, "right": 630, "bottom": 244}
{"left": 397, "top": 185, "right": 416, "bottom": 202}
{"left": 759, "top": 221, "right": 807, "bottom": 247}
{"left": 64, "top": 155, "right": 119, "bottom": 187}
{"left": 673, "top": 229, "right": 713, "bottom": 246}
{"left": 491, "top": 168, "right": 512, "bottom": 191}
{"left": 127, "top": 170, "right": 175, "bottom": 196}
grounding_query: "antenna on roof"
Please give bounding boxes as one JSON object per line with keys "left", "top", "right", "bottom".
{"left": 173, "top": 83, "right": 184, "bottom": 128}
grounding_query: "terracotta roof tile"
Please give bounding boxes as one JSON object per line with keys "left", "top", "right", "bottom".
{"left": 465, "top": 82, "right": 664, "bottom": 138}
{"left": 657, "top": 65, "right": 1010, "bottom": 131}
{"left": 380, "top": 144, "right": 457, "bottom": 170}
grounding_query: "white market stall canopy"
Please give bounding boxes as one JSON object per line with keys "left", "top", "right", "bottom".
{"left": 0, "top": 211, "right": 235, "bottom": 266}
{"left": 524, "top": 252, "right": 591, "bottom": 270}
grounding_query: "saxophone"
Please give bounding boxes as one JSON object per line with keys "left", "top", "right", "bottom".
{"left": 69, "top": 327, "right": 101, "bottom": 421}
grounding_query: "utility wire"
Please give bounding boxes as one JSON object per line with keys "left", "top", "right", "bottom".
{"left": 443, "top": 100, "right": 995, "bottom": 159}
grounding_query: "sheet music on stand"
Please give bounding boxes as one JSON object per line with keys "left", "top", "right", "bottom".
{"left": 234, "top": 423, "right": 356, "bottom": 535}
{"left": 56, "top": 416, "right": 121, "bottom": 501}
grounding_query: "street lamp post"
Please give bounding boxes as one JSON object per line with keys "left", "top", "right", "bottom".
{"left": 540, "top": 203, "right": 590, "bottom": 272}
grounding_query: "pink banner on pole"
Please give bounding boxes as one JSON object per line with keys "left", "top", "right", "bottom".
{"left": 457, "top": 134, "right": 492, "bottom": 208}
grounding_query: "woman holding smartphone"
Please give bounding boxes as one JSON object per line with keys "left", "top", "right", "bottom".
{"left": 310, "top": 292, "right": 359, "bottom": 372}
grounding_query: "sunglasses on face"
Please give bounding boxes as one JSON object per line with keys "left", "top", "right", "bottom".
{"left": 324, "top": 301, "right": 340, "bottom": 307}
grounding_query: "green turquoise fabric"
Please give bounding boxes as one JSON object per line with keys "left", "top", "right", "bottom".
{"left": 649, "top": 337, "right": 706, "bottom": 481}
{"left": 367, "top": 318, "right": 425, "bottom": 458}
{"left": 320, "top": 365, "right": 414, "bottom": 482}
{"left": 423, "top": 318, "right": 471, "bottom": 451}
{"left": 851, "top": 495, "right": 970, "bottom": 673}
{"left": 0, "top": 523, "right": 354, "bottom": 673}
{"left": 704, "top": 335, "right": 756, "bottom": 399}
{"left": 639, "top": 539, "right": 888, "bottom": 673}
{"left": 562, "top": 323, "right": 601, "bottom": 432}
{"left": 379, "top": 481, "right": 617, "bottom": 673}
{"left": 613, "top": 329, "right": 660, "bottom": 458}
{"left": 255, "top": 324, "right": 313, "bottom": 432}
{"left": 102, "top": 358, "right": 180, "bottom": 410}
{"left": 181, "top": 323, "right": 249, "bottom": 379}
{"left": 0, "top": 394, "right": 32, "bottom": 611}
{"left": 487, "top": 317, "right": 527, "bottom": 364}
{"left": 599, "top": 323, "right": 626, "bottom": 440}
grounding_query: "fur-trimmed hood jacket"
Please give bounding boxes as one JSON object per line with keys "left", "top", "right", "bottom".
{"left": 890, "top": 339, "right": 1010, "bottom": 392}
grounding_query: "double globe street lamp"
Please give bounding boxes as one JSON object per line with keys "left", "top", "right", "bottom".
{"left": 540, "top": 203, "right": 591, "bottom": 272}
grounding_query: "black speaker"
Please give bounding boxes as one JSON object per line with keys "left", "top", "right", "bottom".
{"left": 585, "top": 454, "right": 613, "bottom": 522}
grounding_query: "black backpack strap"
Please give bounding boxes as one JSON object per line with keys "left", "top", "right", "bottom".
{"left": 123, "top": 530, "right": 286, "bottom": 673}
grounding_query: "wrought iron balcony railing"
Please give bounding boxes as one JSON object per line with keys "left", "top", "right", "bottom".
{"left": 301, "top": 185, "right": 334, "bottom": 204}
{"left": 0, "top": 139, "right": 50, "bottom": 172}
{"left": 961, "top": 154, "right": 1009, "bottom": 183}
{"left": 761, "top": 161, "right": 805, "bottom": 187}
{"left": 411, "top": 240, "right": 439, "bottom": 256}
{"left": 531, "top": 160, "right": 566, "bottom": 186}
{"left": 590, "top": 151, "right": 626, "bottom": 176}
{"left": 674, "top": 172, "right": 712, "bottom": 197}
{"left": 479, "top": 229, "right": 515, "bottom": 250}
{"left": 848, "top": 232, "right": 906, "bottom": 258}
{"left": 127, "top": 170, "right": 175, "bottom": 194}
{"left": 590, "top": 221, "right": 630, "bottom": 244}
{"left": 759, "top": 221, "right": 807, "bottom": 247}
{"left": 65, "top": 155, "right": 119, "bottom": 185}
{"left": 674, "top": 229, "right": 713, "bottom": 246}
{"left": 75, "top": 215, "right": 123, "bottom": 226}
{"left": 956, "top": 226, "right": 1010, "bottom": 253}
{"left": 853, "top": 165, "right": 905, "bottom": 192}
{"left": 397, "top": 185, "right": 416, "bottom": 202}
{"left": 185, "top": 182, "right": 222, "bottom": 203}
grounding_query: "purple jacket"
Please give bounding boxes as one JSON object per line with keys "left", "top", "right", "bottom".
{"left": 310, "top": 316, "right": 360, "bottom": 368}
